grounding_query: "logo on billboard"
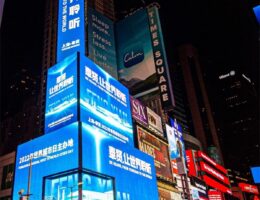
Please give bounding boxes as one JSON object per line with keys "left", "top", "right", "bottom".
{"left": 123, "top": 48, "right": 144, "bottom": 68}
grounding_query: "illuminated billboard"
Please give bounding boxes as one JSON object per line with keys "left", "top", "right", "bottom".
{"left": 80, "top": 54, "right": 134, "bottom": 145}
{"left": 116, "top": 8, "right": 157, "bottom": 96}
{"left": 136, "top": 125, "right": 173, "bottom": 182}
{"left": 147, "top": 107, "right": 163, "bottom": 137}
{"left": 57, "top": 0, "right": 85, "bottom": 62}
{"left": 13, "top": 123, "right": 79, "bottom": 199}
{"left": 238, "top": 183, "right": 259, "bottom": 195}
{"left": 116, "top": 7, "right": 174, "bottom": 110}
{"left": 82, "top": 122, "right": 159, "bottom": 200}
{"left": 130, "top": 96, "right": 148, "bottom": 126}
{"left": 88, "top": 7, "right": 117, "bottom": 78}
{"left": 45, "top": 53, "right": 78, "bottom": 134}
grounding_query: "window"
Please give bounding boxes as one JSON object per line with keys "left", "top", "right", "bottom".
{"left": 1, "top": 164, "right": 14, "bottom": 190}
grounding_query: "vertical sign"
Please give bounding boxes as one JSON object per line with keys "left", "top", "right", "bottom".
{"left": 147, "top": 6, "right": 175, "bottom": 110}
{"left": 88, "top": 7, "right": 117, "bottom": 78}
{"left": 45, "top": 53, "right": 78, "bottom": 134}
{"left": 130, "top": 96, "right": 148, "bottom": 126}
{"left": 57, "top": 0, "right": 85, "bottom": 62}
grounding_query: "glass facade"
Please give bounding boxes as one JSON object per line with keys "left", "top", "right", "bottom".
{"left": 44, "top": 171, "right": 114, "bottom": 200}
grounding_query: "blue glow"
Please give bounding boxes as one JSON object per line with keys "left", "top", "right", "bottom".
{"left": 251, "top": 166, "right": 260, "bottom": 183}
{"left": 13, "top": 123, "right": 79, "bottom": 199}
{"left": 45, "top": 53, "right": 78, "bottom": 134}
{"left": 82, "top": 122, "right": 158, "bottom": 200}
{"left": 253, "top": 5, "right": 260, "bottom": 25}
{"left": 56, "top": 0, "right": 85, "bottom": 62}
{"left": 80, "top": 55, "right": 134, "bottom": 145}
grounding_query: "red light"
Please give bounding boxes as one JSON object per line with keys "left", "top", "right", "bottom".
{"left": 203, "top": 175, "right": 232, "bottom": 194}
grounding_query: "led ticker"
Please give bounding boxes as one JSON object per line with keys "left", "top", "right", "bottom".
{"left": 203, "top": 175, "right": 232, "bottom": 194}
{"left": 197, "top": 151, "right": 227, "bottom": 174}
{"left": 200, "top": 161, "right": 230, "bottom": 185}
{"left": 238, "top": 183, "right": 259, "bottom": 195}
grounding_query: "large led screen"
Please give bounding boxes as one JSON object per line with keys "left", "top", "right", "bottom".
{"left": 88, "top": 7, "right": 117, "bottom": 78}
{"left": 57, "top": 0, "right": 85, "bottom": 62}
{"left": 136, "top": 125, "right": 173, "bottom": 182}
{"left": 13, "top": 123, "right": 79, "bottom": 199}
{"left": 45, "top": 53, "right": 78, "bottom": 134}
{"left": 116, "top": 8, "right": 157, "bottom": 96}
{"left": 80, "top": 54, "right": 133, "bottom": 145}
{"left": 82, "top": 122, "right": 159, "bottom": 200}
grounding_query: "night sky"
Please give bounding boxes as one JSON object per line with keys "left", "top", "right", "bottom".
{"left": 1, "top": 0, "right": 259, "bottom": 145}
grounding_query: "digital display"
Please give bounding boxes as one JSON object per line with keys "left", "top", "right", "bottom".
{"left": 82, "top": 122, "right": 158, "bottom": 200}
{"left": 116, "top": 8, "right": 157, "bottom": 96}
{"left": 238, "top": 182, "right": 259, "bottom": 195}
{"left": 88, "top": 7, "right": 117, "bottom": 78}
{"left": 130, "top": 96, "right": 148, "bottom": 126}
{"left": 57, "top": 0, "right": 85, "bottom": 62}
{"left": 253, "top": 5, "right": 260, "bottom": 25}
{"left": 45, "top": 53, "right": 78, "bottom": 134}
{"left": 251, "top": 166, "right": 260, "bottom": 184}
{"left": 13, "top": 123, "right": 79, "bottom": 199}
{"left": 137, "top": 125, "right": 173, "bottom": 182}
{"left": 147, "top": 107, "right": 163, "bottom": 137}
{"left": 80, "top": 55, "right": 134, "bottom": 145}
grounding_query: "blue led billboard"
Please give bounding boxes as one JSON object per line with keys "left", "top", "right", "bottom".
{"left": 88, "top": 7, "right": 117, "bottom": 78}
{"left": 13, "top": 123, "right": 79, "bottom": 199}
{"left": 57, "top": 0, "right": 85, "bottom": 62}
{"left": 45, "top": 53, "right": 78, "bottom": 134}
{"left": 81, "top": 122, "right": 159, "bottom": 200}
{"left": 251, "top": 166, "right": 260, "bottom": 184}
{"left": 80, "top": 54, "right": 134, "bottom": 145}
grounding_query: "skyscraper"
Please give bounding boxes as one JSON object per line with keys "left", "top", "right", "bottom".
{"left": 213, "top": 69, "right": 259, "bottom": 178}
{"left": 39, "top": 0, "right": 116, "bottom": 133}
{"left": 177, "top": 44, "right": 223, "bottom": 163}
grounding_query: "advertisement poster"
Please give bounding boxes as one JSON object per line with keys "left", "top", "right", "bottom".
{"left": 13, "top": 123, "right": 79, "bottom": 199}
{"left": 136, "top": 125, "right": 173, "bottom": 182}
{"left": 82, "top": 122, "right": 159, "bottom": 200}
{"left": 57, "top": 0, "right": 85, "bottom": 62}
{"left": 45, "top": 53, "right": 78, "bottom": 134}
{"left": 147, "top": 107, "right": 163, "bottom": 137}
{"left": 80, "top": 55, "right": 134, "bottom": 145}
{"left": 88, "top": 7, "right": 117, "bottom": 78}
{"left": 158, "top": 187, "right": 182, "bottom": 200}
{"left": 116, "top": 8, "right": 158, "bottom": 96}
{"left": 130, "top": 96, "right": 148, "bottom": 126}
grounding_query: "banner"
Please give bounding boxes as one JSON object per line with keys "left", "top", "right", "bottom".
{"left": 57, "top": 0, "right": 85, "bottom": 62}
{"left": 136, "top": 125, "right": 173, "bottom": 182}
{"left": 88, "top": 7, "right": 117, "bottom": 78}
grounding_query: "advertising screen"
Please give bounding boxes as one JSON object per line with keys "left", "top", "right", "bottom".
{"left": 45, "top": 53, "right": 78, "bottom": 134}
{"left": 81, "top": 122, "right": 158, "bottom": 200}
{"left": 57, "top": 0, "right": 85, "bottom": 62}
{"left": 169, "top": 118, "right": 186, "bottom": 160}
{"left": 158, "top": 187, "right": 182, "bottom": 200}
{"left": 136, "top": 125, "right": 173, "bottom": 182}
{"left": 186, "top": 150, "right": 197, "bottom": 177}
{"left": 208, "top": 190, "right": 224, "bottom": 200}
{"left": 116, "top": 8, "right": 158, "bottom": 96}
{"left": 88, "top": 7, "right": 117, "bottom": 78}
{"left": 147, "top": 107, "right": 163, "bottom": 137}
{"left": 250, "top": 166, "right": 260, "bottom": 184}
{"left": 13, "top": 123, "right": 79, "bottom": 199}
{"left": 238, "top": 183, "right": 259, "bottom": 195}
{"left": 202, "top": 175, "right": 232, "bottom": 194}
{"left": 130, "top": 96, "right": 148, "bottom": 126}
{"left": 80, "top": 55, "right": 134, "bottom": 145}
